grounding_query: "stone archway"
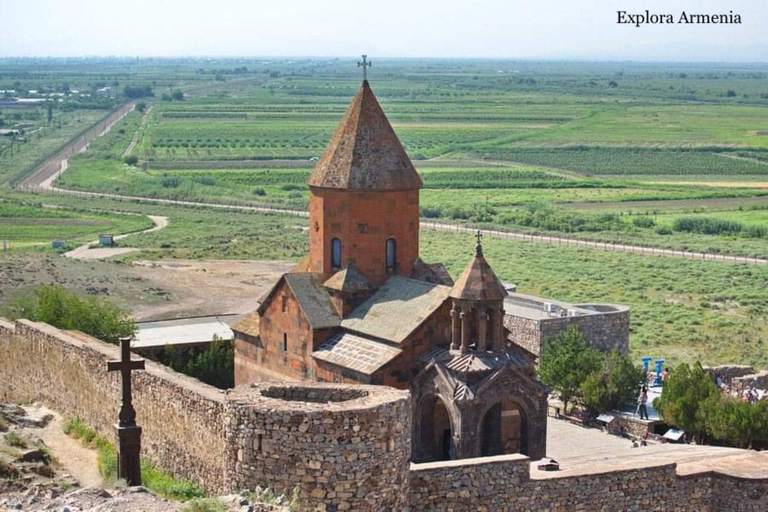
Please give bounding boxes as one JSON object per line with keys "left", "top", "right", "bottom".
{"left": 416, "top": 394, "right": 454, "bottom": 462}
{"left": 479, "top": 400, "right": 529, "bottom": 457}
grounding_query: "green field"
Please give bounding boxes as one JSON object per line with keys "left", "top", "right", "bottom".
{"left": 2, "top": 57, "right": 768, "bottom": 368}
{"left": 0, "top": 201, "right": 153, "bottom": 248}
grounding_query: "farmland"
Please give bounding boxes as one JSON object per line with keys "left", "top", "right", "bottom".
{"left": 0, "top": 200, "right": 153, "bottom": 248}
{"left": 2, "top": 57, "right": 768, "bottom": 367}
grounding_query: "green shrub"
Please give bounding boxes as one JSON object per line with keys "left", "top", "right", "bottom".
{"left": 124, "top": 155, "right": 139, "bottom": 166}
{"left": 744, "top": 225, "right": 767, "bottom": 239}
{"left": 5, "top": 432, "right": 28, "bottom": 448}
{"left": 162, "top": 176, "right": 181, "bottom": 188}
{"left": 251, "top": 187, "right": 266, "bottom": 196}
{"left": 10, "top": 285, "right": 135, "bottom": 345}
{"left": 632, "top": 216, "right": 656, "bottom": 228}
{"left": 182, "top": 499, "right": 227, "bottom": 512}
{"left": 673, "top": 217, "right": 743, "bottom": 235}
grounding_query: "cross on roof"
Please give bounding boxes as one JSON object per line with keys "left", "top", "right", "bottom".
{"left": 357, "top": 54, "right": 372, "bottom": 82}
{"left": 475, "top": 230, "right": 483, "bottom": 245}
{"left": 107, "top": 336, "right": 145, "bottom": 426}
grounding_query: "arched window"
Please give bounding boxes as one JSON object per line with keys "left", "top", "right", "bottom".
{"left": 331, "top": 238, "right": 342, "bottom": 268}
{"left": 386, "top": 238, "right": 396, "bottom": 271}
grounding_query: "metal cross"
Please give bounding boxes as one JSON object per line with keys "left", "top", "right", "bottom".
{"left": 357, "top": 54, "right": 372, "bottom": 81}
{"left": 475, "top": 230, "right": 483, "bottom": 245}
{"left": 107, "top": 336, "right": 145, "bottom": 426}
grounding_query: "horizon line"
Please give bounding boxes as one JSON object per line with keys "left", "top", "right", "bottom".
{"left": 1, "top": 55, "right": 768, "bottom": 65}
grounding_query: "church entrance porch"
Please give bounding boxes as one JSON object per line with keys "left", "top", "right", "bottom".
{"left": 415, "top": 394, "right": 455, "bottom": 463}
{"left": 479, "top": 400, "right": 528, "bottom": 457}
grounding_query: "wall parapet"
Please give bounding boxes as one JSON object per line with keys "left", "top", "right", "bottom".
{"left": 2, "top": 317, "right": 767, "bottom": 511}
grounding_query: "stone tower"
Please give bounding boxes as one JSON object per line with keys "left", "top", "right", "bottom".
{"left": 449, "top": 236, "right": 508, "bottom": 353}
{"left": 307, "top": 80, "right": 422, "bottom": 286}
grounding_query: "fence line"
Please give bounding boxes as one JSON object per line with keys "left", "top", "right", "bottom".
{"left": 8, "top": 102, "right": 765, "bottom": 266}
{"left": 11, "top": 184, "right": 767, "bottom": 265}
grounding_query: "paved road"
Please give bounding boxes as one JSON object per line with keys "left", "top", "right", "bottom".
{"left": 13, "top": 105, "right": 767, "bottom": 266}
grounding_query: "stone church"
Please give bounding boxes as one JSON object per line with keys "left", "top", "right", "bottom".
{"left": 233, "top": 78, "right": 548, "bottom": 462}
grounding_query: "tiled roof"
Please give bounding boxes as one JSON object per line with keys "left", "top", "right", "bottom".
{"left": 341, "top": 276, "right": 451, "bottom": 344}
{"left": 231, "top": 314, "right": 260, "bottom": 338}
{"left": 284, "top": 273, "right": 340, "bottom": 329}
{"left": 450, "top": 242, "right": 508, "bottom": 301}
{"left": 411, "top": 258, "right": 455, "bottom": 286}
{"left": 313, "top": 332, "right": 402, "bottom": 375}
{"left": 323, "top": 263, "right": 374, "bottom": 293}
{"left": 307, "top": 81, "right": 422, "bottom": 191}
{"left": 420, "top": 347, "right": 531, "bottom": 373}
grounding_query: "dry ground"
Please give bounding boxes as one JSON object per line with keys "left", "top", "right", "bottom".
{"left": 0, "top": 253, "right": 291, "bottom": 321}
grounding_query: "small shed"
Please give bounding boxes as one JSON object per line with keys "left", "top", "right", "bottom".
{"left": 98, "top": 234, "right": 115, "bottom": 246}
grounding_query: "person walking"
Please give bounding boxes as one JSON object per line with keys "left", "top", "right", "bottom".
{"left": 637, "top": 385, "right": 649, "bottom": 420}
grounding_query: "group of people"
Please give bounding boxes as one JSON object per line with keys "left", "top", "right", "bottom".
{"left": 715, "top": 374, "right": 766, "bottom": 404}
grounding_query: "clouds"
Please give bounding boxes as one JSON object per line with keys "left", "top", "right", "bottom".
{"left": 0, "top": 0, "right": 765, "bottom": 61}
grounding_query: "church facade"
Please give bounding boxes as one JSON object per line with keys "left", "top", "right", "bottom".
{"left": 233, "top": 79, "right": 548, "bottom": 461}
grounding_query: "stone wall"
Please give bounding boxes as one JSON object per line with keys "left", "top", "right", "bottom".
{"left": 3, "top": 317, "right": 767, "bottom": 511}
{"left": 505, "top": 306, "right": 630, "bottom": 357}
{"left": 734, "top": 371, "right": 768, "bottom": 393}
{"left": 704, "top": 364, "right": 756, "bottom": 384}
{"left": 225, "top": 382, "right": 411, "bottom": 511}
{"left": 410, "top": 454, "right": 767, "bottom": 511}
{"left": 0, "top": 319, "right": 228, "bottom": 493}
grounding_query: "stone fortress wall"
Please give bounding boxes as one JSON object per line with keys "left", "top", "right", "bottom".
{"left": 504, "top": 303, "right": 630, "bottom": 357}
{"left": 1, "top": 318, "right": 766, "bottom": 511}
{"left": 705, "top": 364, "right": 768, "bottom": 394}
{"left": 0, "top": 318, "right": 229, "bottom": 493}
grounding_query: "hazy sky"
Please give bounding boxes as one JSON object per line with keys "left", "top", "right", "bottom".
{"left": 1, "top": 0, "right": 766, "bottom": 61}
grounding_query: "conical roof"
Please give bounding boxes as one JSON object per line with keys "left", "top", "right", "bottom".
{"left": 323, "top": 263, "right": 374, "bottom": 293}
{"left": 450, "top": 241, "right": 508, "bottom": 301}
{"left": 308, "top": 81, "right": 422, "bottom": 191}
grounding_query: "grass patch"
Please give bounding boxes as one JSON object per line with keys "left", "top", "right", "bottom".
{"left": 63, "top": 418, "right": 205, "bottom": 501}
{"left": 5, "top": 432, "right": 28, "bottom": 448}
{"left": 181, "top": 498, "right": 228, "bottom": 512}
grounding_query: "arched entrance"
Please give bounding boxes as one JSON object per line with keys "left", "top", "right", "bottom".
{"left": 479, "top": 400, "right": 528, "bottom": 457}
{"left": 417, "top": 395, "right": 453, "bottom": 462}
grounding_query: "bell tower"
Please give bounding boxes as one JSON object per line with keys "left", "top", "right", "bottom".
{"left": 449, "top": 232, "right": 509, "bottom": 353}
{"left": 307, "top": 75, "right": 422, "bottom": 286}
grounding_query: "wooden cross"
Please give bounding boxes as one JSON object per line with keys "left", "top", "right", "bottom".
{"left": 107, "top": 336, "right": 145, "bottom": 486}
{"left": 108, "top": 336, "right": 145, "bottom": 426}
{"left": 357, "top": 54, "right": 372, "bottom": 81}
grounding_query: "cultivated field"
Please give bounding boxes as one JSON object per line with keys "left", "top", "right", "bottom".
{"left": 1, "top": 57, "right": 768, "bottom": 367}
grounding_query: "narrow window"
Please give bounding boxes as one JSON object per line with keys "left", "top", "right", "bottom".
{"left": 281, "top": 295, "right": 288, "bottom": 313}
{"left": 386, "top": 238, "right": 396, "bottom": 271}
{"left": 282, "top": 333, "right": 288, "bottom": 352}
{"left": 331, "top": 237, "right": 342, "bottom": 268}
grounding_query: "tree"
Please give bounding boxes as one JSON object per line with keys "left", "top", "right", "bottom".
{"left": 136, "top": 102, "right": 146, "bottom": 113}
{"left": 46, "top": 105, "right": 53, "bottom": 124}
{"left": 700, "top": 396, "right": 768, "bottom": 449}
{"left": 10, "top": 285, "right": 136, "bottom": 345}
{"left": 164, "top": 336, "right": 234, "bottom": 389}
{"left": 653, "top": 362, "right": 719, "bottom": 443}
{"left": 123, "top": 85, "right": 154, "bottom": 99}
{"left": 124, "top": 155, "right": 139, "bottom": 166}
{"left": 171, "top": 90, "right": 184, "bottom": 101}
{"left": 581, "top": 351, "right": 645, "bottom": 414}
{"left": 538, "top": 326, "right": 601, "bottom": 413}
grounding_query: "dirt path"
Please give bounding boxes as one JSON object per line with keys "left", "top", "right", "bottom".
{"left": 33, "top": 406, "right": 102, "bottom": 487}
{"left": 123, "top": 105, "right": 153, "bottom": 158}
{"left": 64, "top": 214, "right": 169, "bottom": 260}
